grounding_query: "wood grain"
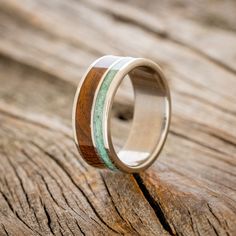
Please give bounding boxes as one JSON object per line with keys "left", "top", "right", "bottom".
{"left": 75, "top": 67, "right": 106, "bottom": 168}
{"left": 0, "top": 0, "right": 235, "bottom": 235}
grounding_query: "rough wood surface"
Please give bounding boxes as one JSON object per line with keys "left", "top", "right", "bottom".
{"left": 0, "top": 0, "right": 236, "bottom": 235}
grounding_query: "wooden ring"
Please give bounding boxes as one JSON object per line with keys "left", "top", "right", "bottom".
{"left": 73, "top": 55, "right": 171, "bottom": 173}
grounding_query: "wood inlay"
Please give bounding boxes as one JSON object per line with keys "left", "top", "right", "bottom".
{"left": 75, "top": 56, "right": 118, "bottom": 167}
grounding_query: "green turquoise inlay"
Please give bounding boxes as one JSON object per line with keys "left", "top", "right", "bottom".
{"left": 93, "top": 58, "right": 132, "bottom": 170}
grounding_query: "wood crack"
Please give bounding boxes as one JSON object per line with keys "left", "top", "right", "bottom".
{"left": 15, "top": 211, "right": 40, "bottom": 236}
{"left": 186, "top": 209, "right": 197, "bottom": 236}
{"left": 1, "top": 224, "right": 10, "bottom": 236}
{"left": 133, "top": 174, "right": 175, "bottom": 235}
{"left": 207, "top": 203, "right": 231, "bottom": 236}
{"left": 42, "top": 204, "right": 54, "bottom": 235}
{"left": 75, "top": 222, "right": 86, "bottom": 236}
{"left": 3, "top": 153, "right": 43, "bottom": 236}
{"left": 21, "top": 147, "right": 104, "bottom": 232}
{"left": 206, "top": 218, "right": 220, "bottom": 236}
{"left": 0, "top": 189, "right": 14, "bottom": 214}
{"left": 30, "top": 141, "right": 120, "bottom": 235}
{"left": 207, "top": 132, "right": 236, "bottom": 147}
{"left": 100, "top": 173, "right": 133, "bottom": 235}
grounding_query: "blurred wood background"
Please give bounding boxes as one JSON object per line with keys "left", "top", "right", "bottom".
{"left": 0, "top": 0, "right": 236, "bottom": 235}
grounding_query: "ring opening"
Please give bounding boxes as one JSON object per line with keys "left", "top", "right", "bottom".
{"left": 111, "top": 75, "right": 134, "bottom": 152}
{"left": 110, "top": 66, "right": 169, "bottom": 168}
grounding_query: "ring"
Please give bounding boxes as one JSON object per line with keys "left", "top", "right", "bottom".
{"left": 72, "top": 55, "right": 171, "bottom": 173}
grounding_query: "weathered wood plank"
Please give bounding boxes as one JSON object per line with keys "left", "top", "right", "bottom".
{"left": 85, "top": 0, "right": 236, "bottom": 73}
{"left": 0, "top": 0, "right": 236, "bottom": 235}
{"left": 0, "top": 55, "right": 167, "bottom": 235}
{"left": 121, "top": 0, "right": 236, "bottom": 32}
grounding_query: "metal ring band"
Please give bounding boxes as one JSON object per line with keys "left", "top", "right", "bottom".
{"left": 73, "top": 55, "right": 171, "bottom": 173}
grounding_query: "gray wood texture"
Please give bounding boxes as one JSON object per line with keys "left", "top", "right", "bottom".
{"left": 0, "top": 0, "right": 236, "bottom": 235}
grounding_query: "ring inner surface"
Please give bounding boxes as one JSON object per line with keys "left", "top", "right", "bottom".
{"left": 116, "top": 66, "right": 168, "bottom": 167}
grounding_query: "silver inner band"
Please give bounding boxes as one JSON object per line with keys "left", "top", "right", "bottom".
{"left": 111, "top": 65, "right": 170, "bottom": 168}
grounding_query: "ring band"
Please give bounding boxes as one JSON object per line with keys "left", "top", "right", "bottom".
{"left": 72, "top": 55, "right": 171, "bottom": 173}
